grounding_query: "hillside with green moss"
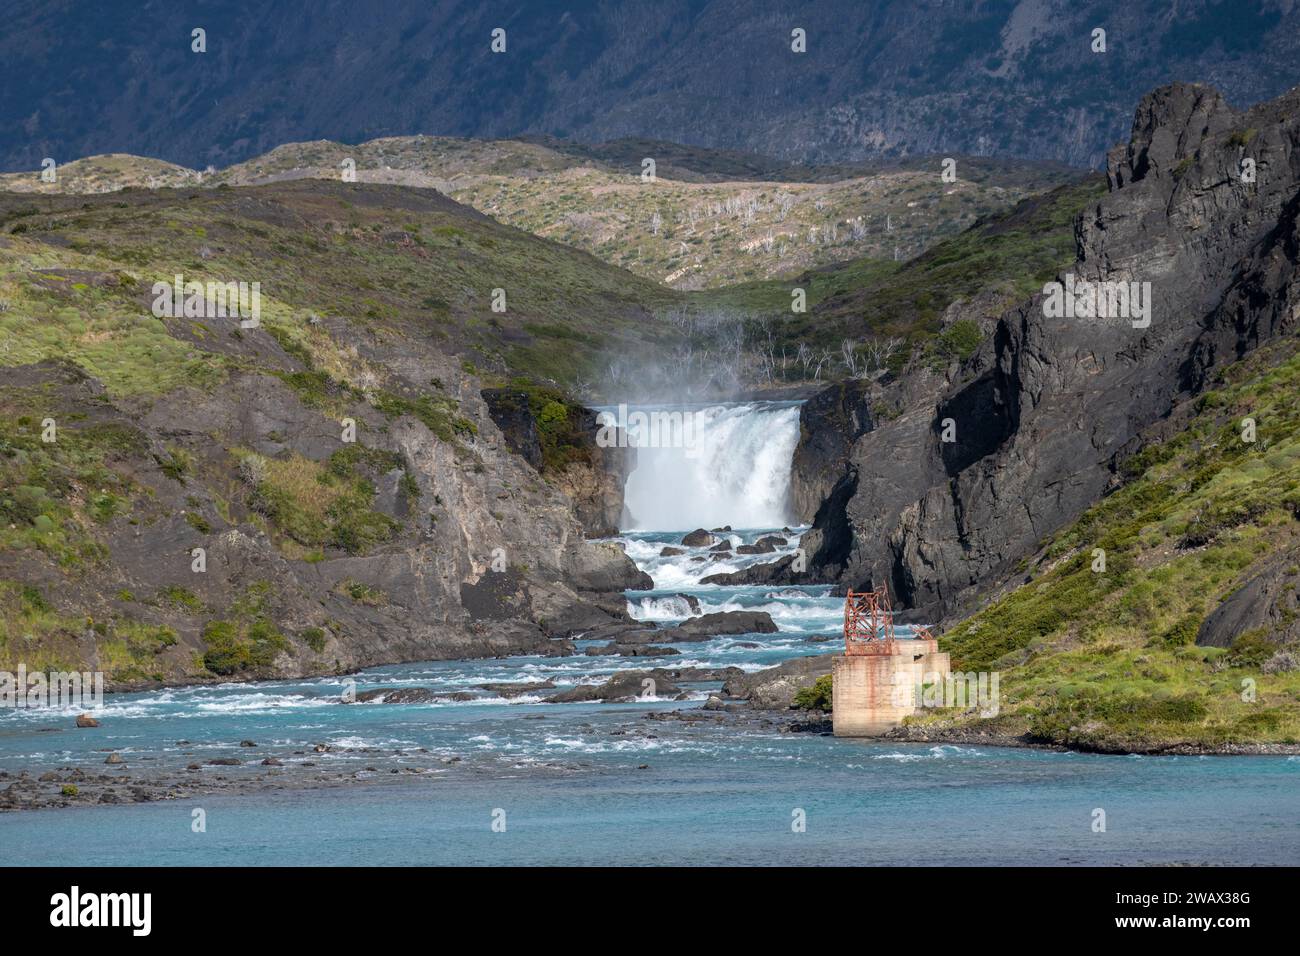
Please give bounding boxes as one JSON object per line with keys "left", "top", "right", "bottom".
{"left": 0, "top": 180, "right": 659, "bottom": 686}
{"left": 0, "top": 180, "right": 677, "bottom": 392}
{"left": 918, "top": 333, "right": 1300, "bottom": 751}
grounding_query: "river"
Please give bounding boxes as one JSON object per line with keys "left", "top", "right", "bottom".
{"left": 2, "top": 402, "right": 1298, "bottom": 865}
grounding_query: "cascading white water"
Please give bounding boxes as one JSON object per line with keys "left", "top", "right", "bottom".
{"left": 616, "top": 402, "right": 801, "bottom": 531}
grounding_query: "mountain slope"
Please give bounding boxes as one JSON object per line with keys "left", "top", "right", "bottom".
{"left": 3, "top": 1, "right": 1298, "bottom": 171}
{"left": 0, "top": 180, "right": 658, "bottom": 686}
{"left": 0, "top": 136, "right": 1080, "bottom": 289}
{"left": 925, "top": 331, "right": 1300, "bottom": 751}
{"left": 791, "top": 82, "right": 1300, "bottom": 629}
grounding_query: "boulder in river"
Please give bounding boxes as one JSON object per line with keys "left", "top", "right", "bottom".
{"left": 352, "top": 687, "right": 442, "bottom": 704}
{"left": 681, "top": 528, "right": 714, "bottom": 547}
{"left": 723, "top": 655, "right": 834, "bottom": 709}
{"left": 585, "top": 642, "right": 681, "bottom": 657}
{"left": 676, "top": 593, "right": 702, "bottom": 614}
{"left": 737, "top": 535, "right": 785, "bottom": 554}
{"left": 478, "top": 681, "right": 557, "bottom": 697}
{"left": 575, "top": 621, "right": 661, "bottom": 644}
{"left": 545, "top": 670, "right": 682, "bottom": 703}
{"left": 75, "top": 714, "right": 99, "bottom": 728}
{"left": 702, "top": 553, "right": 806, "bottom": 586}
{"left": 669, "top": 610, "right": 779, "bottom": 639}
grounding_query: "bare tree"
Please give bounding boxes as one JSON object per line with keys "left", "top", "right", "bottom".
{"left": 796, "top": 341, "right": 814, "bottom": 378}
{"left": 812, "top": 348, "right": 833, "bottom": 381}
{"left": 840, "top": 338, "right": 860, "bottom": 377}
{"left": 861, "top": 336, "right": 903, "bottom": 375}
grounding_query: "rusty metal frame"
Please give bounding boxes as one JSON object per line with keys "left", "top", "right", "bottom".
{"left": 843, "top": 585, "right": 895, "bottom": 655}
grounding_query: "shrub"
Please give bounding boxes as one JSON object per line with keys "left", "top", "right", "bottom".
{"left": 340, "top": 580, "right": 386, "bottom": 606}
{"left": 936, "top": 320, "right": 983, "bottom": 362}
{"left": 201, "top": 617, "right": 288, "bottom": 675}
{"left": 1261, "top": 649, "right": 1299, "bottom": 674}
{"left": 1227, "top": 630, "right": 1279, "bottom": 668}
{"left": 301, "top": 626, "right": 327, "bottom": 653}
{"left": 793, "top": 674, "right": 833, "bottom": 711}
{"left": 1158, "top": 613, "right": 1202, "bottom": 647}
{"left": 154, "top": 447, "right": 192, "bottom": 483}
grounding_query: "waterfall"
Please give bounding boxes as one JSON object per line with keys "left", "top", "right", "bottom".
{"left": 613, "top": 402, "right": 801, "bottom": 531}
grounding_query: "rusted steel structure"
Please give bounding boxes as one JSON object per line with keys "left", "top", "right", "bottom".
{"left": 843, "top": 585, "right": 896, "bottom": 655}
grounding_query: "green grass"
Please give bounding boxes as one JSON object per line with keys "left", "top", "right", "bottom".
{"left": 1, "top": 181, "right": 678, "bottom": 391}
{"left": 0, "top": 395, "right": 142, "bottom": 569}
{"left": 687, "top": 176, "right": 1105, "bottom": 376}
{"left": 238, "top": 446, "right": 401, "bottom": 556}
{"left": 930, "top": 332, "right": 1300, "bottom": 749}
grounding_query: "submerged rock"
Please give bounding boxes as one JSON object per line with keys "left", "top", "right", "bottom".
{"left": 478, "top": 680, "right": 557, "bottom": 697}
{"left": 545, "top": 670, "right": 682, "bottom": 703}
{"left": 585, "top": 642, "right": 681, "bottom": 657}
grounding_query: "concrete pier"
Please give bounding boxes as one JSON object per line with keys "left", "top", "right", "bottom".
{"left": 832, "top": 639, "right": 951, "bottom": 737}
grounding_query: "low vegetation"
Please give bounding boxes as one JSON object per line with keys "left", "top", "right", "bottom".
{"left": 200, "top": 581, "right": 290, "bottom": 676}
{"left": 238, "top": 446, "right": 404, "bottom": 556}
{"left": 931, "top": 334, "right": 1300, "bottom": 749}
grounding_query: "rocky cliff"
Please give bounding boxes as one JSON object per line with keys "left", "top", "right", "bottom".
{"left": 794, "top": 82, "right": 1300, "bottom": 622}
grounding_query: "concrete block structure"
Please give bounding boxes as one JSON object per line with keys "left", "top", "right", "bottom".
{"left": 832, "top": 638, "right": 951, "bottom": 737}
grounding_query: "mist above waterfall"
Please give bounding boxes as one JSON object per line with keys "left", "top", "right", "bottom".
{"left": 616, "top": 402, "right": 801, "bottom": 531}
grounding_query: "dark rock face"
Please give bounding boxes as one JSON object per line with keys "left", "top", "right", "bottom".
{"left": 480, "top": 389, "right": 632, "bottom": 537}
{"left": 796, "top": 82, "right": 1300, "bottom": 623}
{"left": 553, "top": 405, "right": 635, "bottom": 537}
{"left": 789, "top": 379, "right": 873, "bottom": 523}
{"left": 1197, "top": 545, "right": 1300, "bottom": 649}
{"left": 480, "top": 388, "right": 544, "bottom": 470}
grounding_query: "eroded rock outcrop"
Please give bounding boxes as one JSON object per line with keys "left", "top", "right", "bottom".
{"left": 481, "top": 388, "right": 633, "bottom": 537}
{"left": 794, "top": 82, "right": 1300, "bottom": 622}
{"left": 0, "top": 353, "right": 645, "bottom": 687}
